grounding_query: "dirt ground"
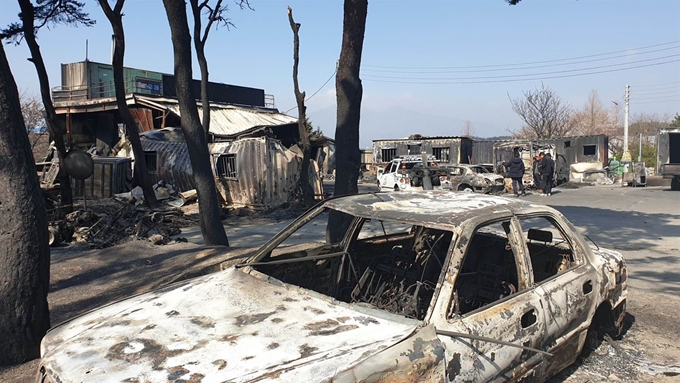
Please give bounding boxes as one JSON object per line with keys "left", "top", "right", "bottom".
{"left": 2, "top": 185, "right": 679, "bottom": 382}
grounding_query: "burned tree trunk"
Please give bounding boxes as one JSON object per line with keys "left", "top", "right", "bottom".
{"left": 189, "top": 0, "right": 219, "bottom": 143}
{"left": 17, "top": 0, "right": 73, "bottom": 212}
{"left": 163, "top": 0, "right": 229, "bottom": 246}
{"left": 329, "top": 0, "right": 368, "bottom": 242}
{"left": 288, "top": 6, "right": 314, "bottom": 207}
{"left": 99, "top": 0, "right": 158, "bottom": 208}
{"left": 0, "top": 43, "right": 51, "bottom": 366}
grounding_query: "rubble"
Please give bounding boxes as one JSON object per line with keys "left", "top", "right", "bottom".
{"left": 47, "top": 182, "right": 200, "bottom": 248}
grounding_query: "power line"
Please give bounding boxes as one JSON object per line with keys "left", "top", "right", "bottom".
{"left": 631, "top": 94, "right": 680, "bottom": 100}
{"left": 632, "top": 99, "right": 680, "bottom": 105}
{"left": 362, "top": 55, "right": 680, "bottom": 82}
{"left": 362, "top": 40, "right": 680, "bottom": 70}
{"left": 632, "top": 90, "right": 680, "bottom": 98}
{"left": 284, "top": 69, "right": 337, "bottom": 114}
{"left": 362, "top": 59, "right": 680, "bottom": 85}
{"left": 632, "top": 80, "right": 680, "bottom": 89}
{"left": 361, "top": 45, "right": 680, "bottom": 74}
{"left": 633, "top": 86, "right": 680, "bottom": 94}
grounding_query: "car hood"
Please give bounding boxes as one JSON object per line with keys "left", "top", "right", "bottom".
{"left": 40, "top": 267, "right": 421, "bottom": 383}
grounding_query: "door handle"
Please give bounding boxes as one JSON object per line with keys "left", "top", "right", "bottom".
{"left": 521, "top": 309, "right": 537, "bottom": 328}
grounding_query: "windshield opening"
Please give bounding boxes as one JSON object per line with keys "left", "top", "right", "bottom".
{"left": 250, "top": 208, "right": 453, "bottom": 320}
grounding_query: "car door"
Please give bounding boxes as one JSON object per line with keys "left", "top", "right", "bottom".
{"left": 380, "top": 161, "right": 397, "bottom": 189}
{"left": 431, "top": 215, "right": 548, "bottom": 382}
{"left": 515, "top": 213, "right": 598, "bottom": 373}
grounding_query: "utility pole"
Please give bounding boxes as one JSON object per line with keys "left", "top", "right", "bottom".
{"left": 622, "top": 84, "right": 631, "bottom": 161}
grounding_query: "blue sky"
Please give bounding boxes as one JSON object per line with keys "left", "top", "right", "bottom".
{"left": 2, "top": 0, "right": 679, "bottom": 147}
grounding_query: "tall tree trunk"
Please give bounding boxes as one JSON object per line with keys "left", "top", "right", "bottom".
{"left": 189, "top": 0, "right": 214, "bottom": 143}
{"left": 18, "top": 0, "right": 73, "bottom": 212}
{"left": 288, "top": 7, "right": 314, "bottom": 207}
{"left": 0, "top": 43, "right": 51, "bottom": 366}
{"left": 163, "top": 0, "right": 229, "bottom": 246}
{"left": 329, "top": 0, "right": 367, "bottom": 242}
{"left": 99, "top": 0, "right": 158, "bottom": 208}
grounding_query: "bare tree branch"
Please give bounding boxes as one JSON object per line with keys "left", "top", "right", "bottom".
{"left": 508, "top": 83, "right": 574, "bottom": 139}
{"left": 1, "top": 0, "right": 95, "bottom": 43}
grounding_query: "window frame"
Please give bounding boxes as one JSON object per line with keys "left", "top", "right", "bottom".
{"left": 432, "top": 147, "right": 450, "bottom": 162}
{"left": 514, "top": 213, "right": 585, "bottom": 287}
{"left": 143, "top": 151, "right": 158, "bottom": 174}
{"left": 447, "top": 216, "right": 531, "bottom": 319}
{"left": 582, "top": 144, "right": 597, "bottom": 156}
{"left": 216, "top": 153, "right": 237, "bottom": 179}
{"left": 381, "top": 148, "right": 396, "bottom": 163}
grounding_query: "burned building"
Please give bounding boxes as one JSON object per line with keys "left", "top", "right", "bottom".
{"left": 492, "top": 135, "right": 610, "bottom": 184}
{"left": 52, "top": 60, "right": 272, "bottom": 153}
{"left": 49, "top": 61, "right": 315, "bottom": 208}
{"left": 372, "top": 135, "right": 473, "bottom": 165}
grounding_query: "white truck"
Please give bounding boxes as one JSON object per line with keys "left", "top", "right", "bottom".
{"left": 377, "top": 155, "right": 444, "bottom": 191}
{"left": 658, "top": 127, "right": 680, "bottom": 191}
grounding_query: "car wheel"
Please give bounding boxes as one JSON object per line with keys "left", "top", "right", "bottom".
{"left": 671, "top": 177, "right": 680, "bottom": 191}
{"left": 459, "top": 185, "right": 473, "bottom": 193}
{"left": 394, "top": 185, "right": 399, "bottom": 191}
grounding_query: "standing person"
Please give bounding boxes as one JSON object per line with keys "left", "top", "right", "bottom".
{"left": 504, "top": 152, "right": 526, "bottom": 197}
{"left": 533, "top": 152, "right": 544, "bottom": 193}
{"left": 539, "top": 153, "right": 555, "bottom": 196}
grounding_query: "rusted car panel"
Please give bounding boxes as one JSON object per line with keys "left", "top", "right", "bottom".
{"left": 38, "top": 192, "right": 627, "bottom": 383}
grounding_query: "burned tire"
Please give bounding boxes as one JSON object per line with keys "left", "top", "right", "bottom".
{"left": 458, "top": 185, "right": 473, "bottom": 193}
{"left": 671, "top": 177, "right": 680, "bottom": 191}
{"left": 394, "top": 184, "right": 399, "bottom": 191}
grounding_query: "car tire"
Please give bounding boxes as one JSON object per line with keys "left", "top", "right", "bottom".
{"left": 671, "top": 177, "right": 680, "bottom": 191}
{"left": 394, "top": 185, "right": 399, "bottom": 191}
{"left": 459, "top": 186, "right": 473, "bottom": 193}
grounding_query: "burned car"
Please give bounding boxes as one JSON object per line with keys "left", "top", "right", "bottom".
{"left": 37, "top": 192, "right": 627, "bottom": 383}
{"left": 440, "top": 164, "right": 506, "bottom": 194}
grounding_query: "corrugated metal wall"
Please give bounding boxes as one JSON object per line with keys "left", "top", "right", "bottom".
{"left": 211, "top": 137, "right": 300, "bottom": 207}
{"left": 471, "top": 140, "right": 496, "bottom": 164}
{"left": 140, "top": 139, "right": 195, "bottom": 192}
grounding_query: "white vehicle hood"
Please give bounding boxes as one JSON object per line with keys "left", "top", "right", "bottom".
{"left": 40, "top": 267, "right": 420, "bottom": 383}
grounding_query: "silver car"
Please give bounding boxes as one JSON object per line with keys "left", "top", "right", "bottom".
{"left": 440, "top": 164, "right": 506, "bottom": 193}
{"left": 37, "top": 192, "right": 627, "bottom": 383}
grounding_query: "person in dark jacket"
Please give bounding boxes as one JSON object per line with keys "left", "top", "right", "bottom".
{"left": 533, "top": 152, "right": 544, "bottom": 192}
{"left": 504, "top": 152, "right": 526, "bottom": 196}
{"left": 539, "top": 153, "right": 555, "bottom": 196}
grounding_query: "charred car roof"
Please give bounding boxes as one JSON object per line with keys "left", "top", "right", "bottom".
{"left": 324, "top": 191, "right": 546, "bottom": 228}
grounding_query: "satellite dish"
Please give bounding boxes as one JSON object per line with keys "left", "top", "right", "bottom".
{"left": 64, "top": 150, "right": 94, "bottom": 180}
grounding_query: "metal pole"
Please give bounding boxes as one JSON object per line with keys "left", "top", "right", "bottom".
{"left": 623, "top": 84, "right": 631, "bottom": 161}
{"left": 638, "top": 132, "right": 642, "bottom": 162}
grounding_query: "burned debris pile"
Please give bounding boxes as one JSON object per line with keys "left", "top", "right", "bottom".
{"left": 47, "top": 186, "right": 199, "bottom": 249}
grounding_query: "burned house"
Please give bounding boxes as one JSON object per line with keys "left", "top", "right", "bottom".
{"left": 50, "top": 60, "right": 314, "bottom": 207}
{"left": 372, "top": 135, "right": 473, "bottom": 165}
{"left": 492, "top": 135, "right": 609, "bottom": 184}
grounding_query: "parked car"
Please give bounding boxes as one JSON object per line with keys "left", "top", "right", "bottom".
{"left": 37, "top": 192, "right": 627, "bottom": 383}
{"left": 377, "top": 155, "right": 443, "bottom": 191}
{"left": 440, "top": 164, "right": 506, "bottom": 193}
